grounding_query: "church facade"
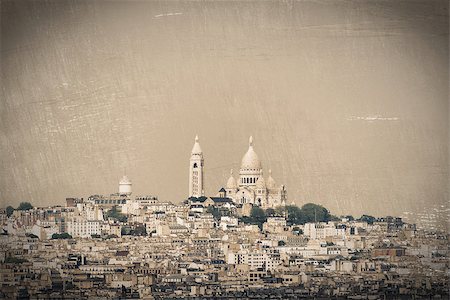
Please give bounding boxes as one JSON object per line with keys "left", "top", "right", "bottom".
{"left": 188, "top": 136, "right": 287, "bottom": 209}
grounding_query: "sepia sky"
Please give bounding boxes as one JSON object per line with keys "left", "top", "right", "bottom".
{"left": 1, "top": 0, "right": 448, "bottom": 222}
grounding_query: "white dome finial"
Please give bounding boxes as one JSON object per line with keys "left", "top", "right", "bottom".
{"left": 249, "top": 136, "right": 253, "bottom": 146}
{"left": 230, "top": 169, "right": 233, "bottom": 175}
{"left": 195, "top": 135, "right": 199, "bottom": 142}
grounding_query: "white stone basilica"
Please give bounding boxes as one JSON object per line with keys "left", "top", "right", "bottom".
{"left": 188, "top": 135, "right": 287, "bottom": 209}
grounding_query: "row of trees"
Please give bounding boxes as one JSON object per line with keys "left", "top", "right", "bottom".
{"left": 6, "top": 202, "right": 34, "bottom": 217}
{"left": 205, "top": 203, "right": 377, "bottom": 229}
{"left": 240, "top": 203, "right": 339, "bottom": 229}
{"left": 283, "top": 203, "right": 338, "bottom": 225}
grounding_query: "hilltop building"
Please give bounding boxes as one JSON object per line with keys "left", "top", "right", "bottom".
{"left": 224, "top": 136, "right": 287, "bottom": 208}
{"left": 188, "top": 135, "right": 287, "bottom": 208}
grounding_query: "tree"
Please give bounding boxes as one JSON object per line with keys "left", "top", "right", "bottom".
{"left": 121, "top": 226, "right": 131, "bottom": 235}
{"left": 51, "top": 233, "right": 72, "bottom": 239}
{"left": 6, "top": 206, "right": 14, "bottom": 217}
{"left": 250, "top": 206, "right": 266, "bottom": 223}
{"left": 17, "top": 202, "right": 33, "bottom": 211}
{"left": 207, "top": 206, "right": 231, "bottom": 220}
{"left": 239, "top": 206, "right": 267, "bottom": 229}
{"left": 285, "top": 205, "right": 303, "bottom": 225}
{"left": 301, "top": 203, "right": 330, "bottom": 223}
{"left": 359, "top": 214, "right": 376, "bottom": 224}
{"left": 5, "top": 256, "right": 28, "bottom": 264}
{"left": 278, "top": 240, "right": 286, "bottom": 246}
{"left": 265, "top": 208, "right": 276, "bottom": 217}
{"left": 329, "top": 215, "right": 341, "bottom": 221}
{"left": 207, "top": 206, "right": 221, "bottom": 220}
{"left": 345, "top": 215, "right": 355, "bottom": 221}
{"left": 131, "top": 225, "right": 147, "bottom": 236}
{"left": 105, "top": 206, "right": 128, "bottom": 222}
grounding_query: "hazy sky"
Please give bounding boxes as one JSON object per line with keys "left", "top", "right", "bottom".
{"left": 1, "top": 0, "right": 448, "bottom": 222}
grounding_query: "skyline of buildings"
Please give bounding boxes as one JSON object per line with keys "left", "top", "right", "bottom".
{"left": 2, "top": 133, "right": 448, "bottom": 230}
{"left": 1, "top": 172, "right": 448, "bottom": 299}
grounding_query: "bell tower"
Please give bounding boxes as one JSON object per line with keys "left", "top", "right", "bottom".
{"left": 189, "top": 135, "right": 204, "bottom": 198}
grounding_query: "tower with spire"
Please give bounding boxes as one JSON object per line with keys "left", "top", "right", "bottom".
{"left": 188, "top": 135, "right": 204, "bottom": 198}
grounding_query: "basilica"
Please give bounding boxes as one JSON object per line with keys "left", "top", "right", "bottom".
{"left": 188, "top": 136, "right": 287, "bottom": 209}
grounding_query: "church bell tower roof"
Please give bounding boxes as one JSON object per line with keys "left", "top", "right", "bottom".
{"left": 191, "top": 135, "right": 203, "bottom": 155}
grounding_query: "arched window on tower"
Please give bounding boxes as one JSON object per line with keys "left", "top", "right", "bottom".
{"left": 193, "top": 163, "right": 198, "bottom": 168}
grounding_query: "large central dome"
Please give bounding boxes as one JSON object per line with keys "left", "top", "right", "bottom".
{"left": 241, "top": 136, "right": 262, "bottom": 170}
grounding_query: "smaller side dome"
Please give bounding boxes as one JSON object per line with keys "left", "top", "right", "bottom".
{"left": 226, "top": 169, "right": 237, "bottom": 189}
{"left": 266, "top": 169, "right": 276, "bottom": 189}
{"left": 256, "top": 171, "right": 266, "bottom": 189}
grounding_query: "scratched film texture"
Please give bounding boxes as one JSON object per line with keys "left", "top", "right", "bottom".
{"left": 1, "top": 0, "right": 448, "bottom": 228}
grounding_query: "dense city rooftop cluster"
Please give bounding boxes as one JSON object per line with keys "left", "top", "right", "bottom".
{"left": 1, "top": 193, "right": 448, "bottom": 299}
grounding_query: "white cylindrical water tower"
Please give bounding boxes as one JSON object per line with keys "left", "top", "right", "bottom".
{"left": 119, "top": 175, "right": 132, "bottom": 195}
